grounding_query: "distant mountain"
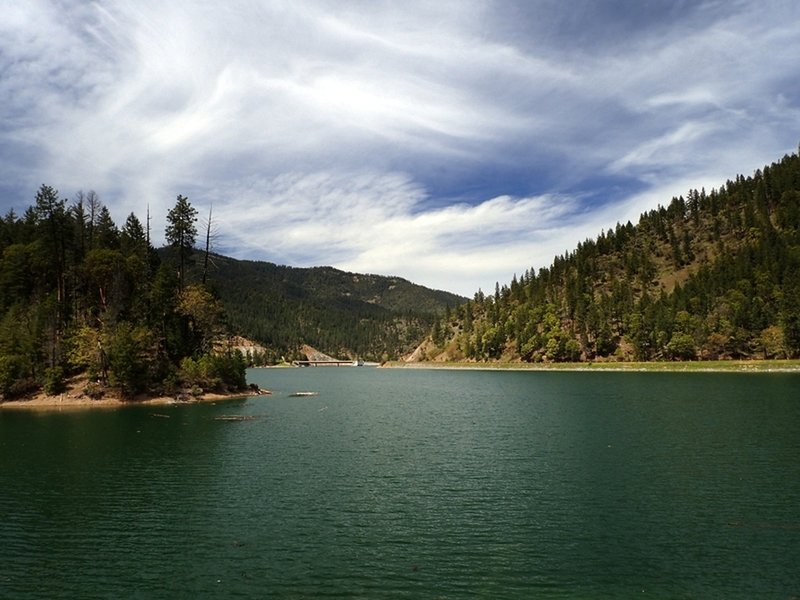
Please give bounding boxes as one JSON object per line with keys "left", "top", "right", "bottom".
{"left": 419, "top": 148, "right": 800, "bottom": 363}
{"left": 0, "top": 184, "right": 458, "bottom": 401}
{"left": 201, "top": 255, "right": 464, "bottom": 362}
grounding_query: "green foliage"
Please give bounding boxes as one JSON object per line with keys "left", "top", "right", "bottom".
{"left": 758, "top": 325, "right": 787, "bottom": 359}
{"left": 0, "top": 189, "right": 248, "bottom": 400}
{"left": 120, "top": 213, "right": 147, "bottom": 256}
{"left": 781, "top": 266, "right": 800, "bottom": 355}
{"left": 165, "top": 194, "right": 197, "bottom": 289}
{"left": 106, "top": 322, "right": 153, "bottom": 396}
{"left": 66, "top": 325, "right": 103, "bottom": 377}
{"left": 179, "top": 351, "right": 246, "bottom": 391}
{"left": 0, "top": 303, "right": 43, "bottom": 387}
{"left": 207, "top": 352, "right": 247, "bottom": 390}
{"left": 43, "top": 366, "right": 66, "bottom": 395}
{"left": 177, "top": 284, "right": 226, "bottom": 354}
{"left": 665, "top": 332, "right": 697, "bottom": 361}
{"left": 195, "top": 256, "right": 464, "bottom": 362}
{"left": 432, "top": 149, "right": 800, "bottom": 363}
{"left": 0, "top": 354, "right": 23, "bottom": 397}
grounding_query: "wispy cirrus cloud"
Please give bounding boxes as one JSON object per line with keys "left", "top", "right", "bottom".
{"left": 210, "top": 170, "right": 586, "bottom": 293}
{"left": 1, "top": 0, "right": 799, "bottom": 295}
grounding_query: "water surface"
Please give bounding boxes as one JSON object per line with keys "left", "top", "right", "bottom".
{"left": 1, "top": 369, "right": 799, "bottom": 598}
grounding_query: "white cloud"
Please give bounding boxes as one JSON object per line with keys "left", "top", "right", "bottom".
{"left": 646, "top": 88, "right": 719, "bottom": 109}
{"left": 207, "top": 170, "right": 589, "bottom": 295}
{"left": 609, "top": 121, "right": 723, "bottom": 174}
{"left": 1, "top": 0, "right": 799, "bottom": 297}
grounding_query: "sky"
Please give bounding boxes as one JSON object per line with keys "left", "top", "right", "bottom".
{"left": 1, "top": 0, "right": 799, "bottom": 296}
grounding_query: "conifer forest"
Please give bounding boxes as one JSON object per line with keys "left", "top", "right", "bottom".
{"left": 424, "top": 149, "right": 800, "bottom": 363}
{"left": 2, "top": 148, "right": 800, "bottom": 402}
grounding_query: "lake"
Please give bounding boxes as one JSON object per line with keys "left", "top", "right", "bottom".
{"left": 1, "top": 368, "right": 799, "bottom": 598}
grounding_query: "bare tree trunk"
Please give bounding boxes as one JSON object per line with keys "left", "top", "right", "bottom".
{"left": 87, "top": 190, "right": 100, "bottom": 250}
{"left": 202, "top": 205, "right": 213, "bottom": 286}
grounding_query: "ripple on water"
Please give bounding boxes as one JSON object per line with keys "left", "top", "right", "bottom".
{"left": 2, "top": 369, "right": 800, "bottom": 598}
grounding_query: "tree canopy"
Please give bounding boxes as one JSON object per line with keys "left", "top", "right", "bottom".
{"left": 0, "top": 190, "right": 245, "bottom": 401}
{"left": 423, "top": 149, "right": 800, "bottom": 363}
{"left": 165, "top": 194, "right": 198, "bottom": 290}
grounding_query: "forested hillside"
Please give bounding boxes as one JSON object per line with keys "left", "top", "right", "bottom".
{"left": 0, "top": 190, "right": 245, "bottom": 401}
{"left": 201, "top": 256, "right": 464, "bottom": 363}
{"left": 422, "top": 148, "right": 800, "bottom": 362}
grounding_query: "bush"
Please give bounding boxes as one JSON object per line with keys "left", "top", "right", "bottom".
{"left": 0, "top": 355, "right": 33, "bottom": 399}
{"left": 0, "top": 355, "right": 19, "bottom": 397}
{"left": 43, "top": 366, "right": 66, "bottom": 395}
{"left": 666, "top": 332, "right": 697, "bottom": 361}
{"left": 159, "top": 371, "right": 179, "bottom": 397}
{"left": 204, "top": 352, "right": 247, "bottom": 390}
{"left": 107, "top": 323, "right": 149, "bottom": 396}
{"left": 179, "top": 357, "right": 202, "bottom": 384}
{"left": 177, "top": 352, "right": 246, "bottom": 391}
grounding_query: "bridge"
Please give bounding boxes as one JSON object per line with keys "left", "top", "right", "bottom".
{"left": 291, "top": 360, "right": 362, "bottom": 367}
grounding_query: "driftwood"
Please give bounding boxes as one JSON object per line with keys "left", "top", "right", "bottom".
{"left": 249, "top": 384, "right": 272, "bottom": 395}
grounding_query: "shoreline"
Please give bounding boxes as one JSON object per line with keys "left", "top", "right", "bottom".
{"left": 382, "top": 359, "right": 800, "bottom": 373}
{"left": 0, "top": 386, "right": 266, "bottom": 412}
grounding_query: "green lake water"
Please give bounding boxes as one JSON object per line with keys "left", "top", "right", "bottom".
{"left": 1, "top": 368, "right": 799, "bottom": 599}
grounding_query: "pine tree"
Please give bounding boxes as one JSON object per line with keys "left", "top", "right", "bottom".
{"left": 165, "top": 195, "right": 198, "bottom": 290}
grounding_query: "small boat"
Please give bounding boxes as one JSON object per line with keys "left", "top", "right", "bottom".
{"left": 289, "top": 391, "right": 319, "bottom": 397}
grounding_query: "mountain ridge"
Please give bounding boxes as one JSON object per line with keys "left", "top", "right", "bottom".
{"left": 417, "top": 148, "right": 800, "bottom": 363}
{"left": 200, "top": 254, "right": 465, "bottom": 362}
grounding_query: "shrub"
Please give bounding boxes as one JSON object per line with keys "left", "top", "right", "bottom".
{"left": 204, "top": 352, "right": 247, "bottom": 390}
{"left": 43, "top": 366, "right": 66, "bottom": 395}
{"left": 84, "top": 382, "right": 104, "bottom": 400}
{"left": 0, "top": 355, "right": 33, "bottom": 399}
{"left": 107, "top": 323, "right": 153, "bottom": 396}
{"left": 666, "top": 332, "right": 697, "bottom": 361}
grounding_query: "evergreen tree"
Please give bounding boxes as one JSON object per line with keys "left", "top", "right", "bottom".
{"left": 121, "top": 213, "right": 147, "bottom": 254}
{"left": 425, "top": 148, "right": 800, "bottom": 363}
{"left": 94, "top": 205, "right": 119, "bottom": 249}
{"left": 0, "top": 187, "right": 247, "bottom": 401}
{"left": 165, "top": 195, "right": 198, "bottom": 290}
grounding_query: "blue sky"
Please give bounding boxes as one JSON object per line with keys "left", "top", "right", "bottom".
{"left": 1, "top": 0, "right": 799, "bottom": 296}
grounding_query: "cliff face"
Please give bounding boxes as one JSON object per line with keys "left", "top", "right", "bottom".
{"left": 299, "top": 344, "right": 339, "bottom": 362}
{"left": 223, "top": 335, "right": 269, "bottom": 356}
